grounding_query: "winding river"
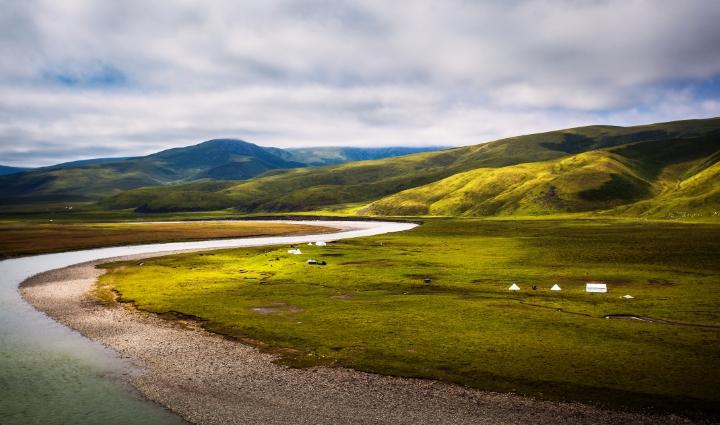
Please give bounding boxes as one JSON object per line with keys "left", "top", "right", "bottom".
{"left": 0, "top": 220, "right": 416, "bottom": 425}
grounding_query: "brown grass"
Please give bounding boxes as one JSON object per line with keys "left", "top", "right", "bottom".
{"left": 0, "top": 221, "right": 337, "bottom": 258}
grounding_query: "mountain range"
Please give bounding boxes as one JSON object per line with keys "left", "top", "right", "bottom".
{"left": 0, "top": 142, "right": 441, "bottom": 205}
{"left": 100, "top": 117, "right": 720, "bottom": 218}
{"left": 1, "top": 117, "right": 718, "bottom": 219}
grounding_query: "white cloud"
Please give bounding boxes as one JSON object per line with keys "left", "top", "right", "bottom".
{"left": 1, "top": 0, "right": 719, "bottom": 166}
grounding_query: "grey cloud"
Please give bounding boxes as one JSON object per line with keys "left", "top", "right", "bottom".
{"left": 1, "top": 0, "right": 719, "bottom": 166}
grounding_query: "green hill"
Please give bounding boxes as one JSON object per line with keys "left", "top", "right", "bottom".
{"left": 100, "top": 117, "right": 720, "bottom": 216}
{"left": 0, "top": 140, "right": 448, "bottom": 206}
{"left": 283, "top": 146, "right": 445, "bottom": 166}
{"left": 0, "top": 139, "right": 307, "bottom": 205}
{"left": 367, "top": 131, "right": 720, "bottom": 217}
{"left": 0, "top": 165, "right": 31, "bottom": 176}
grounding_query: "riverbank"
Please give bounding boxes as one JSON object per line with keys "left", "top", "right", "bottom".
{"left": 21, "top": 258, "right": 696, "bottom": 424}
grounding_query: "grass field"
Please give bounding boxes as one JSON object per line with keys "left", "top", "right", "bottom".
{"left": 97, "top": 218, "right": 720, "bottom": 416}
{"left": 0, "top": 221, "right": 337, "bottom": 258}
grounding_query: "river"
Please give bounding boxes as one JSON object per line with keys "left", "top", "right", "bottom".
{"left": 0, "top": 220, "right": 416, "bottom": 425}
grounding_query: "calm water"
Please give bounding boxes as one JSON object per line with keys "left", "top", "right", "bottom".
{"left": 0, "top": 220, "right": 416, "bottom": 424}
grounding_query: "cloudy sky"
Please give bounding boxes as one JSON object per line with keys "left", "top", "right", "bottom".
{"left": 2, "top": 0, "right": 720, "bottom": 166}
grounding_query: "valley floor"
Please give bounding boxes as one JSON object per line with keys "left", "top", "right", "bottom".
{"left": 92, "top": 218, "right": 720, "bottom": 418}
{"left": 22, "top": 259, "right": 696, "bottom": 425}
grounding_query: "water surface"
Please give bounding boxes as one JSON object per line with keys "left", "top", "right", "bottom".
{"left": 0, "top": 220, "right": 415, "bottom": 424}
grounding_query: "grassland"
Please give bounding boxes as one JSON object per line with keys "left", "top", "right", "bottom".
{"left": 97, "top": 218, "right": 720, "bottom": 416}
{"left": 0, "top": 221, "right": 337, "bottom": 259}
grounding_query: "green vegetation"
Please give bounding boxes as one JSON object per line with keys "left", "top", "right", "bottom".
{"left": 284, "top": 146, "right": 444, "bottom": 166}
{"left": 0, "top": 141, "right": 445, "bottom": 208}
{"left": 367, "top": 132, "right": 720, "bottom": 217}
{"left": 99, "top": 117, "right": 720, "bottom": 219}
{"left": 0, "top": 221, "right": 336, "bottom": 258}
{"left": 99, "top": 218, "right": 720, "bottom": 416}
{"left": 0, "top": 139, "right": 303, "bottom": 205}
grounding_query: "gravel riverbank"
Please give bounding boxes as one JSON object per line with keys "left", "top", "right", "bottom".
{"left": 21, "top": 257, "right": 696, "bottom": 425}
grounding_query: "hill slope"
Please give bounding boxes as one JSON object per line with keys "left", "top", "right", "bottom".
{"left": 0, "top": 141, "right": 449, "bottom": 206}
{"left": 0, "top": 139, "right": 304, "bottom": 204}
{"left": 283, "top": 146, "right": 446, "bottom": 166}
{"left": 366, "top": 132, "right": 720, "bottom": 216}
{"left": 0, "top": 165, "right": 31, "bottom": 176}
{"left": 100, "top": 117, "right": 720, "bottom": 215}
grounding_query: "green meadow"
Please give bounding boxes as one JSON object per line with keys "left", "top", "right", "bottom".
{"left": 98, "top": 218, "right": 720, "bottom": 416}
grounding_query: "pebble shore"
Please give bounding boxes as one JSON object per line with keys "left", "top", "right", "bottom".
{"left": 21, "top": 256, "right": 697, "bottom": 425}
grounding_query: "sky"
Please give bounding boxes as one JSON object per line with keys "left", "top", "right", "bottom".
{"left": 1, "top": 0, "right": 720, "bottom": 166}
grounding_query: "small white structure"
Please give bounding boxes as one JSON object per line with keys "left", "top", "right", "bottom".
{"left": 307, "top": 242, "right": 314, "bottom": 246}
{"left": 508, "top": 283, "right": 520, "bottom": 291}
{"left": 315, "top": 241, "right": 327, "bottom": 246}
{"left": 550, "top": 284, "right": 562, "bottom": 291}
{"left": 585, "top": 282, "right": 607, "bottom": 293}
{"left": 622, "top": 294, "right": 634, "bottom": 299}
{"left": 287, "top": 248, "right": 302, "bottom": 255}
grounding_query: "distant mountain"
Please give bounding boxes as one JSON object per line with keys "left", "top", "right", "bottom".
{"left": 0, "top": 139, "right": 445, "bottom": 205}
{"left": 42, "top": 157, "right": 136, "bottom": 170}
{"left": 100, "top": 117, "right": 720, "bottom": 218}
{"left": 0, "top": 139, "right": 303, "bottom": 204}
{"left": 284, "top": 146, "right": 447, "bottom": 166}
{"left": 0, "top": 165, "right": 31, "bottom": 176}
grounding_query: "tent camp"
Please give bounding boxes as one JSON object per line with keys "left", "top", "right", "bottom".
{"left": 508, "top": 283, "right": 520, "bottom": 291}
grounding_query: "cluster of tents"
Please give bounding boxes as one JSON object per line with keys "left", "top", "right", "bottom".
{"left": 287, "top": 241, "right": 331, "bottom": 266}
{"left": 508, "top": 282, "right": 613, "bottom": 293}
{"left": 507, "top": 282, "right": 634, "bottom": 298}
{"left": 508, "top": 283, "right": 562, "bottom": 291}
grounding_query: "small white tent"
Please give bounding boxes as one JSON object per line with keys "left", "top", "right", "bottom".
{"left": 508, "top": 283, "right": 520, "bottom": 291}
{"left": 316, "top": 241, "right": 327, "bottom": 246}
{"left": 622, "top": 294, "right": 634, "bottom": 299}
{"left": 550, "top": 284, "right": 561, "bottom": 291}
{"left": 288, "top": 248, "right": 302, "bottom": 255}
{"left": 586, "top": 282, "right": 607, "bottom": 293}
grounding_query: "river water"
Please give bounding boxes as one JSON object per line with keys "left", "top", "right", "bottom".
{"left": 0, "top": 220, "right": 416, "bottom": 425}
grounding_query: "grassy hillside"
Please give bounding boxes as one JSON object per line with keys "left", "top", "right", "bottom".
{"left": 0, "top": 142, "right": 449, "bottom": 208}
{"left": 0, "top": 165, "right": 31, "bottom": 176}
{"left": 100, "top": 117, "right": 720, "bottom": 215}
{"left": 284, "top": 146, "right": 445, "bottom": 166}
{"left": 367, "top": 131, "right": 720, "bottom": 217}
{"left": 0, "top": 139, "right": 302, "bottom": 205}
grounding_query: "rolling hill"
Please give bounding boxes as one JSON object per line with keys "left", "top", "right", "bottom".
{"left": 0, "top": 165, "right": 31, "bottom": 176}
{"left": 0, "top": 140, "right": 446, "bottom": 206}
{"left": 0, "top": 139, "right": 304, "bottom": 204}
{"left": 283, "top": 146, "right": 446, "bottom": 166}
{"left": 366, "top": 131, "right": 720, "bottom": 216}
{"left": 100, "top": 117, "right": 720, "bottom": 218}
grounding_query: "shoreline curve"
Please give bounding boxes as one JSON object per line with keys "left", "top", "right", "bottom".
{"left": 16, "top": 220, "right": 693, "bottom": 425}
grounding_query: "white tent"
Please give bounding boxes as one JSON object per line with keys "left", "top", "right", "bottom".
{"left": 307, "top": 242, "right": 314, "bottom": 246}
{"left": 550, "top": 284, "right": 561, "bottom": 291}
{"left": 287, "top": 249, "right": 302, "bottom": 255}
{"left": 622, "top": 294, "right": 634, "bottom": 299}
{"left": 508, "top": 283, "right": 520, "bottom": 291}
{"left": 316, "top": 241, "right": 327, "bottom": 246}
{"left": 586, "top": 282, "right": 607, "bottom": 293}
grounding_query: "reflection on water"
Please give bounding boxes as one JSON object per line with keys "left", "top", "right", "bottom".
{"left": 0, "top": 221, "right": 415, "bottom": 424}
